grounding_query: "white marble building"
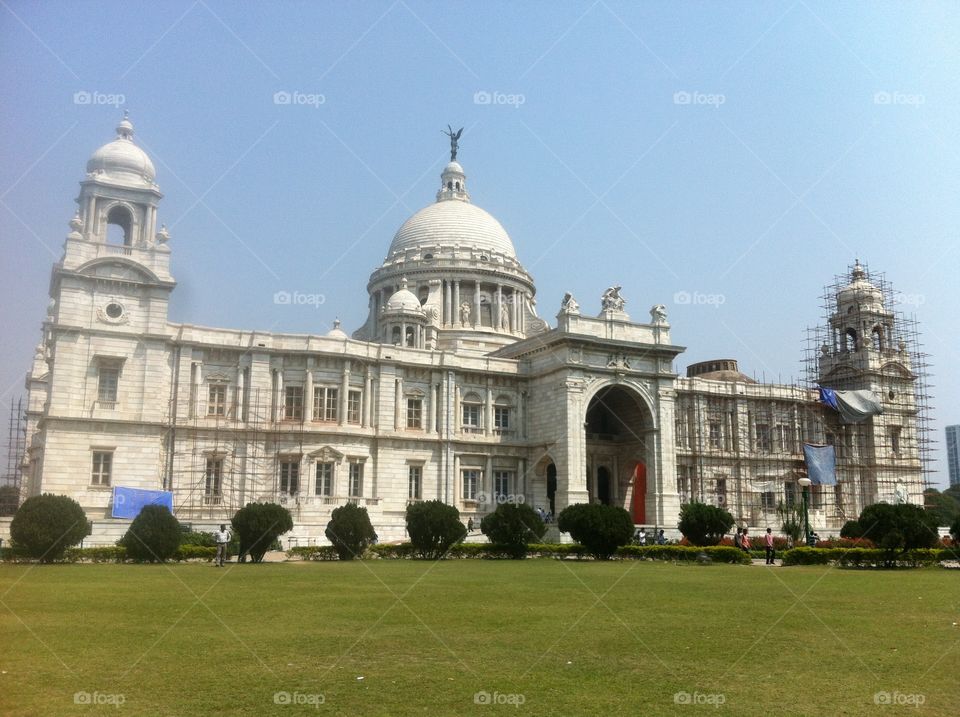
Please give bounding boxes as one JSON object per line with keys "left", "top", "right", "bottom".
{"left": 14, "top": 117, "right": 926, "bottom": 545}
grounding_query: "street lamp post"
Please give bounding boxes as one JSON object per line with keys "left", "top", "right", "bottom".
{"left": 798, "top": 477, "right": 812, "bottom": 546}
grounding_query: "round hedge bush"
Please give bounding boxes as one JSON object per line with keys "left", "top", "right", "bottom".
{"left": 232, "top": 502, "right": 294, "bottom": 563}
{"left": 119, "top": 505, "right": 181, "bottom": 562}
{"left": 10, "top": 494, "right": 91, "bottom": 562}
{"left": 557, "top": 503, "right": 634, "bottom": 559}
{"left": 405, "top": 500, "right": 467, "bottom": 559}
{"left": 325, "top": 503, "right": 377, "bottom": 560}
{"left": 480, "top": 503, "right": 546, "bottom": 559}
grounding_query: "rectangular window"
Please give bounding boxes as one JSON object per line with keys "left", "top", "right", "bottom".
{"left": 284, "top": 385, "right": 304, "bottom": 420}
{"left": 406, "top": 398, "right": 423, "bottom": 429}
{"left": 708, "top": 422, "right": 721, "bottom": 449}
{"left": 810, "top": 485, "right": 823, "bottom": 510}
{"left": 347, "top": 390, "right": 362, "bottom": 424}
{"left": 313, "top": 387, "right": 338, "bottom": 422}
{"left": 761, "top": 491, "right": 776, "bottom": 511}
{"left": 408, "top": 465, "right": 422, "bottom": 500}
{"left": 775, "top": 424, "right": 794, "bottom": 453}
{"left": 462, "top": 403, "right": 481, "bottom": 430}
{"left": 755, "top": 423, "right": 772, "bottom": 453}
{"left": 208, "top": 384, "right": 227, "bottom": 416}
{"left": 98, "top": 366, "right": 119, "bottom": 404}
{"left": 834, "top": 484, "right": 844, "bottom": 512}
{"left": 784, "top": 481, "right": 797, "bottom": 508}
{"left": 315, "top": 462, "right": 333, "bottom": 497}
{"left": 890, "top": 426, "right": 902, "bottom": 454}
{"left": 279, "top": 460, "right": 300, "bottom": 495}
{"left": 91, "top": 451, "right": 112, "bottom": 486}
{"left": 715, "top": 478, "right": 727, "bottom": 507}
{"left": 494, "top": 470, "right": 512, "bottom": 500}
{"left": 678, "top": 476, "right": 689, "bottom": 503}
{"left": 348, "top": 461, "right": 364, "bottom": 497}
{"left": 494, "top": 406, "right": 511, "bottom": 432}
{"left": 205, "top": 457, "right": 223, "bottom": 503}
{"left": 462, "top": 469, "right": 480, "bottom": 501}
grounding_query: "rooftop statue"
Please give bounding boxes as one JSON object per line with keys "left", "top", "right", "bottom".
{"left": 442, "top": 125, "right": 463, "bottom": 162}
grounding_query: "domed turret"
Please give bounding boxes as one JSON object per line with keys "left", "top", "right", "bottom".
{"left": 86, "top": 111, "right": 157, "bottom": 187}
{"left": 838, "top": 259, "right": 883, "bottom": 307}
{"left": 326, "top": 319, "right": 348, "bottom": 339}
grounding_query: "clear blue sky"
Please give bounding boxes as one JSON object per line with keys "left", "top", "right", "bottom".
{"left": 1, "top": 1, "right": 957, "bottom": 485}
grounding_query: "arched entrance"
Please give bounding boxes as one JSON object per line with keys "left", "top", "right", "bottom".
{"left": 584, "top": 384, "right": 653, "bottom": 522}
{"left": 546, "top": 463, "right": 557, "bottom": 515}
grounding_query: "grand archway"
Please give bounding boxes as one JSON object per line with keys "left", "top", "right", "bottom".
{"left": 584, "top": 384, "right": 654, "bottom": 522}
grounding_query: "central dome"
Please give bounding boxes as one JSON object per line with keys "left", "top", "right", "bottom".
{"left": 388, "top": 200, "right": 517, "bottom": 258}
{"left": 86, "top": 113, "right": 156, "bottom": 186}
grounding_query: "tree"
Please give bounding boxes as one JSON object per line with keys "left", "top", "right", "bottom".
{"left": 678, "top": 501, "right": 735, "bottom": 547}
{"left": 325, "top": 503, "right": 377, "bottom": 560}
{"left": 950, "top": 515, "right": 960, "bottom": 545}
{"left": 119, "top": 505, "right": 181, "bottom": 562}
{"left": 840, "top": 520, "right": 864, "bottom": 539}
{"left": 776, "top": 500, "right": 804, "bottom": 544}
{"left": 10, "top": 494, "right": 91, "bottom": 562}
{"left": 231, "top": 503, "right": 294, "bottom": 563}
{"left": 923, "top": 488, "right": 960, "bottom": 527}
{"left": 480, "top": 503, "right": 546, "bottom": 559}
{"left": 405, "top": 500, "right": 466, "bottom": 559}
{"left": 852, "top": 503, "right": 939, "bottom": 557}
{"left": 557, "top": 503, "right": 634, "bottom": 559}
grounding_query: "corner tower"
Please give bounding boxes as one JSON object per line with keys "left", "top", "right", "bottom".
{"left": 353, "top": 132, "right": 547, "bottom": 353}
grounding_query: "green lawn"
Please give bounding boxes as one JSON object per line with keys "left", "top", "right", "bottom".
{"left": 1, "top": 560, "right": 956, "bottom": 716}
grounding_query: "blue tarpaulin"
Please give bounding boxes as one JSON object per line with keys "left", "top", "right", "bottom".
{"left": 818, "top": 388, "right": 840, "bottom": 411}
{"left": 802, "top": 444, "right": 837, "bottom": 486}
{"left": 111, "top": 486, "right": 174, "bottom": 519}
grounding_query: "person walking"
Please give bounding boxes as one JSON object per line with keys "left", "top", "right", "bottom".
{"left": 764, "top": 528, "right": 775, "bottom": 564}
{"left": 733, "top": 527, "right": 743, "bottom": 550}
{"left": 214, "top": 524, "right": 231, "bottom": 567}
{"left": 740, "top": 528, "right": 751, "bottom": 553}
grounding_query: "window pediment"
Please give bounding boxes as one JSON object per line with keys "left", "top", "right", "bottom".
{"left": 308, "top": 446, "right": 344, "bottom": 462}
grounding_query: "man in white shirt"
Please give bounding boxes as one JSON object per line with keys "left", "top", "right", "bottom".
{"left": 214, "top": 524, "right": 231, "bottom": 567}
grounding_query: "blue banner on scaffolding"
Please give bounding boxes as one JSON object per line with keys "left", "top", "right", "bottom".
{"left": 802, "top": 444, "right": 837, "bottom": 486}
{"left": 111, "top": 486, "right": 174, "bottom": 519}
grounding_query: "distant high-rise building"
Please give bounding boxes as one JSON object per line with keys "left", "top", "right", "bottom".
{"left": 947, "top": 425, "right": 960, "bottom": 487}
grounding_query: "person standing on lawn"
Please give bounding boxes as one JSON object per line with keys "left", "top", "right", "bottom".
{"left": 764, "top": 528, "right": 775, "bottom": 564}
{"left": 214, "top": 524, "right": 230, "bottom": 567}
{"left": 740, "top": 528, "right": 751, "bottom": 552}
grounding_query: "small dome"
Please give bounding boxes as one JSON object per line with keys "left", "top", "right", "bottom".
{"left": 389, "top": 201, "right": 516, "bottom": 258}
{"left": 838, "top": 260, "right": 882, "bottom": 304}
{"left": 326, "top": 319, "right": 348, "bottom": 339}
{"left": 86, "top": 113, "right": 156, "bottom": 185}
{"left": 443, "top": 161, "right": 464, "bottom": 175}
{"left": 384, "top": 278, "right": 424, "bottom": 314}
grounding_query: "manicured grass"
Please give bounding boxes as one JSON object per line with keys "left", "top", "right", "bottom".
{"left": 1, "top": 560, "right": 956, "bottom": 716}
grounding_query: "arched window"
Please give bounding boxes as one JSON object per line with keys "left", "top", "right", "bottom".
{"left": 871, "top": 326, "right": 883, "bottom": 352}
{"left": 391, "top": 326, "right": 401, "bottom": 345}
{"left": 455, "top": 181, "right": 461, "bottom": 190}
{"left": 405, "top": 326, "right": 415, "bottom": 347}
{"left": 844, "top": 328, "right": 858, "bottom": 352}
{"left": 461, "top": 392, "right": 482, "bottom": 432}
{"left": 106, "top": 205, "right": 133, "bottom": 246}
{"left": 447, "top": 181, "right": 453, "bottom": 190}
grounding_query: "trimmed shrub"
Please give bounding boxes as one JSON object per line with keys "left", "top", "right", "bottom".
{"left": 63, "top": 546, "right": 128, "bottom": 563}
{"left": 325, "top": 503, "right": 377, "bottom": 560}
{"left": 10, "top": 494, "right": 91, "bottom": 562}
{"left": 616, "top": 545, "right": 750, "bottom": 564}
{"left": 232, "top": 502, "right": 294, "bottom": 563}
{"left": 286, "top": 545, "right": 340, "bottom": 561}
{"left": 368, "top": 543, "right": 417, "bottom": 559}
{"left": 405, "top": 500, "right": 467, "bottom": 559}
{"left": 557, "top": 503, "right": 634, "bottom": 559}
{"left": 179, "top": 530, "right": 216, "bottom": 547}
{"left": 480, "top": 503, "right": 546, "bottom": 559}
{"left": 850, "top": 503, "right": 939, "bottom": 563}
{"left": 781, "top": 547, "right": 833, "bottom": 566}
{"left": 678, "top": 501, "right": 735, "bottom": 546}
{"left": 119, "top": 505, "right": 181, "bottom": 562}
{"left": 173, "top": 545, "right": 217, "bottom": 562}
{"left": 840, "top": 520, "right": 864, "bottom": 539}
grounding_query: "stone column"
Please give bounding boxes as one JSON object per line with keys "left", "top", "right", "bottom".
{"left": 454, "top": 384, "right": 461, "bottom": 435}
{"left": 235, "top": 364, "right": 244, "bottom": 421}
{"left": 339, "top": 362, "right": 349, "bottom": 426}
{"left": 363, "top": 369, "right": 373, "bottom": 427}
{"left": 394, "top": 377, "right": 403, "bottom": 431}
{"left": 429, "top": 383, "right": 439, "bottom": 435}
{"left": 495, "top": 284, "right": 503, "bottom": 332}
{"left": 485, "top": 382, "right": 493, "bottom": 437}
{"left": 474, "top": 281, "right": 482, "bottom": 326}
{"left": 453, "top": 281, "right": 461, "bottom": 325}
{"left": 453, "top": 453, "right": 461, "bottom": 504}
{"left": 274, "top": 369, "right": 283, "bottom": 422}
{"left": 485, "top": 455, "right": 494, "bottom": 507}
{"left": 305, "top": 369, "right": 314, "bottom": 422}
{"left": 444, "top": 281, "right": 452, "bottom": 327}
